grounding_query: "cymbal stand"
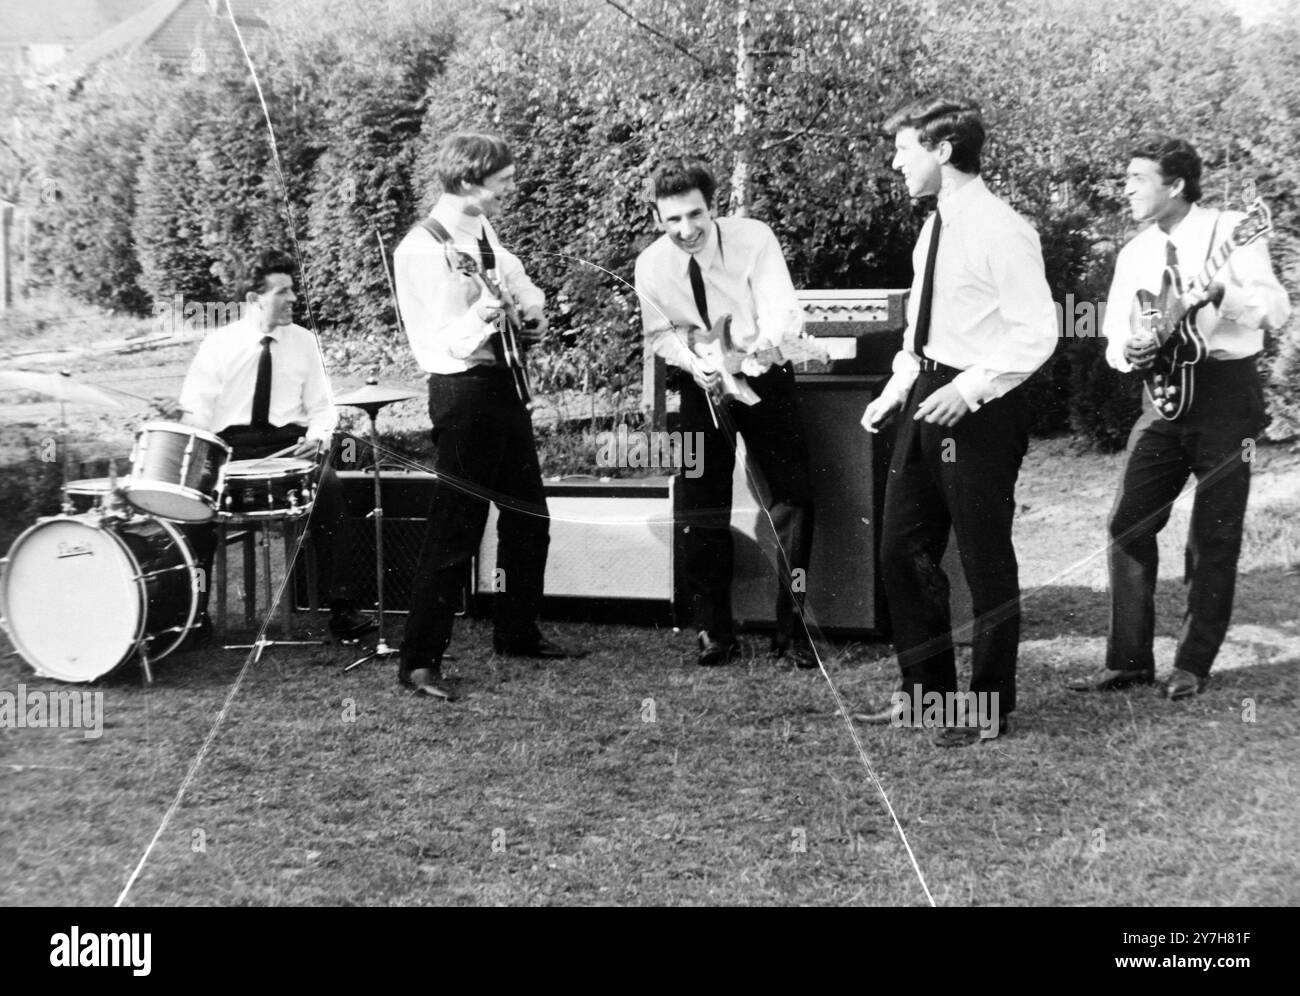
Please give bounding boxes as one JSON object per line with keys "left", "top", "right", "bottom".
{"left": 345, "top": 403, "right": 401, "bottom": 671}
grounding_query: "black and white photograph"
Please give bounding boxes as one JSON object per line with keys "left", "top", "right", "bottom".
{"left": 0, "top": 0, "right": 1296, "bottom": 929}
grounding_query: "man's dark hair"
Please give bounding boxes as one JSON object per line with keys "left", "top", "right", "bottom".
{"left": 1128, "top": 134, "right": 1203, "bottom": 203}
{"left": 434, "top": 132, "right": 514, "bottom": 194}
{"left": 651, "top": 160, "right": 718, "bottom": 208}
{"left": 884, "top": 98, "right": 985, "bottom": 175}
{"left": 246, "top": 250, "right": 296, "bottom": 297}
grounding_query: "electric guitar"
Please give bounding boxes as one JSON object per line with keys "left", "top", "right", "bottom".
{"left": 418, "top": 219, "right": 534, "bottom": 409}
{"left": 1131, "top": 199, "right": 1272, "bottom": 420}
{"left": 689, "top": 313, "right": 831, "bottom": 406}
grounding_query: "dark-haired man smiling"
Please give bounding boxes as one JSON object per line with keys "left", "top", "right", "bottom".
{"left": 635, "top": 160, "right": 816, "bottom": 669}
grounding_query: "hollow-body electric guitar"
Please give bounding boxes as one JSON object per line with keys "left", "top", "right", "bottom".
{"left": 1131, "top": 199, "right": 1272, "bottom": 420}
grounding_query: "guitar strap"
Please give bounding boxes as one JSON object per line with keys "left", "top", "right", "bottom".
{"left": 416, "top": 217, "right": 460, "bottom": 273}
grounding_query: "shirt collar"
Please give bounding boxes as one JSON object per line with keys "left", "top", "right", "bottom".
{"left": 676, "top": 220, "right": 721, "bottom": 275}
{"left": 432, "top": 194, "right": 486, "bottom": 247}
{"left": 1165, "top": 202, "right": 1214, "bottom": 246}
{"left": 247, "top": 305, "right": 282, "bottom": 341}
{"left": 936, "top": 174, "right": 987, "bottom": 223}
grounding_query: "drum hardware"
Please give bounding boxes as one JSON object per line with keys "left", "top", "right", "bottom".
{"left": 332, "top": 379, "right": 421, "bottom": 671}
{"left": 126, "top": 422, "right": 231, "bottom": 523}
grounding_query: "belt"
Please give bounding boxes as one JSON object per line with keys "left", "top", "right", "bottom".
{"left": 916, "top": 355, "right": 961, "bottom": 376}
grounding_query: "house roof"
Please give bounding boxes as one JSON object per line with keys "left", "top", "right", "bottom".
{"left": 47, "top": 0, "right": 267, "bottom": 80}
{"left": 0, "top": 0, "right": 156, "bottom": 46}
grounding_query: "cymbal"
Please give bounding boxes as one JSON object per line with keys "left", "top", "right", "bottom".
{"left": 0, "top": 369, "right": 126, "bottom": 409}
{"left": 334, "top": 380, "right": 420, "bottom": 410}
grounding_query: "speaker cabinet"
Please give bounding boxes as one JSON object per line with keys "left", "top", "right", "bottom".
{"left": 474, "top": 477, "right": 676, "bottom": 624}
{"left": 673, "top": 374, "right": 893, "bottom": 638}
{"left": 293, "top": 469, "right": 459, "bottom": 615}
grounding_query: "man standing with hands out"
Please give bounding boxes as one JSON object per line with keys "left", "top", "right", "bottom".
{"left": 856, "top": 99, "right": 1057, "bottom": 745}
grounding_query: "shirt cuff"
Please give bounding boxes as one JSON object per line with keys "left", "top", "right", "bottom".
{"left": 952, "top": 369, "right": 989, "bottom": 411}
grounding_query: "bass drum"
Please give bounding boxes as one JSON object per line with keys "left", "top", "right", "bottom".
{"left": 0, "top": 514, "right": 200, "bottom": 683}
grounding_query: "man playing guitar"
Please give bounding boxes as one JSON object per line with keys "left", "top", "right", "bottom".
{"left": 634, "top": 160, "right": 817, "bottom": 669}
{"left": 1069, "top": 136, "right": 1290, "bottom": 699}
{"left": 394, "top": 131, "right": 581, "bottom": 701}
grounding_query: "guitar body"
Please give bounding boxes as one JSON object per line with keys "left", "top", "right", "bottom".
{"left": 431, "top": 234, "right": 534, "bottom": 410}
{"left": 476, "top": 267, "right": 534, "bottom": 411}
{"left": 1133, "top": 267, "right": 1207, "bottom": 421}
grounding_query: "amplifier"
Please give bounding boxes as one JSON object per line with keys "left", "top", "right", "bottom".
{"left": 473, "top": 476, "right": 676, "bottom": 624}
{"left": 293, "top": 468, "right": 465, "bottom": 615}
{"left": 675, "top": 374, "right": 891, "bottom": 638}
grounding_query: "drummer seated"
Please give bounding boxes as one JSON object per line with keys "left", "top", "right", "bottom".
{"left": 171, "top": 249, "right": 375, "bottom": 642}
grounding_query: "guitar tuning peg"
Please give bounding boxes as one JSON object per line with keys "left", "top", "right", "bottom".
{"left": 1166, "top": 386, "right": 1177, "bottom": 396}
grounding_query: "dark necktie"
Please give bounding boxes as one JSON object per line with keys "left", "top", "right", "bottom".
{"left": 688, "top": 256, "right": 711, "bottom": 329}
{"left": 913, "top": 209, "right": 942, "bottom": 357}
{"left": 251, "top": 335, "right": 273, "bottom": 429}
{"left": 1166, "top": 239, "right": 1178, "bottom": 270}
{"left": 478, "top": 227, "right": 496, "bottom": 273}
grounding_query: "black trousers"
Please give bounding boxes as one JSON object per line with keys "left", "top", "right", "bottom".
{"left": 677, "top": 362, "right": 814, "bottom": 642}
{"left": 1107, "top": 357, "right": 1265, "bottom": 678}
{"left": 400, "top": 369, "right": 550, "bottom": 666}
{"left": 186, "top": 423, "right": 351, "bottom": 614}
{"left": 880, "top": 368, "right": 1028, "bottom": 714}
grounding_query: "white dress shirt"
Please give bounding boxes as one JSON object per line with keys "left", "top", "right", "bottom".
{"left": 179, "top": 306, "right": 337, "bottom": 441}
{"left": 395, "top": 195, "right": 546, "bottom": 374}
{"left": 635, "top": 215, "right": 804, "bottom": 371}
{"left": 1104, "top": 203, "right": 1291, "bottom": 371}
{"left": 879, "top": 176, "right": 1058, "bottom": 411}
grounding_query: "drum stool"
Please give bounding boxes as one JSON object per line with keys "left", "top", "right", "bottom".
{"left": 214, "top": 510, "right": 318, "bottom": 639}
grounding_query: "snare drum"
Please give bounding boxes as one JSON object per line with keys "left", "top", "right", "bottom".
{"left": 221, "top": 458, "right": 316, "bottom": 518}
{"left": 126, "top": 422, "right": 230, "bottom": 522}
{"left": 0, "top": 514, "right": 200, "bottom": 682}
{"left": 63, "top": 477, "right": 131, "bottom": 515}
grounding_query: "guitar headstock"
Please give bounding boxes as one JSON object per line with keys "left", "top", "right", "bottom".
{"left": 1232, "top": 199, "right": 1273, "bottom": 248}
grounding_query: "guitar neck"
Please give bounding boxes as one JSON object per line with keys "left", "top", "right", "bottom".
{"left": 1184, "top": 239, "right": 1234, "bottom": 301}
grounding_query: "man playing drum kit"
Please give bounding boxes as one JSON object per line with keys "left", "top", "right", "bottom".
{"left": 173, "top": 250, "right": 374, "bottom": 643}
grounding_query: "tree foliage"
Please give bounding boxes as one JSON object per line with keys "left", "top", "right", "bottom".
{"left": 12, "top": 0, "right": 1299, "bottom": 447}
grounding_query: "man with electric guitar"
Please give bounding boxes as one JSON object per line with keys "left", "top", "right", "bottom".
{"left": 1069, "top": 136, "right": 1290, "bottom": 700}
{"left": 635, "top": 160, "right": 818, "bottom": 669}
{"left": 393, "top": 131, "right": 581, "bottom": 701}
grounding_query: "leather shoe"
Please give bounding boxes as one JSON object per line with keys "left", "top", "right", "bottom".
{"left": 852, "top": 699, "right": 909, "bottom": 725}
{"left": 771, "top": 636, "right": 819, "bottom": 670}
{"left": 398, "top": 666, "right": 459, "bottom": 701}
{"left": 1165, "top": 668, "right": 1207, "bottom": 700}
{"left": 492, "top": 636, "right": 586, "bottom": 659}
{"left": 330, "top": 604, "right": 377, "bottom": 641}
{"left": 698, "top": 630, "right": 739, "bottom": 667}
{"left": 1066, "top": 667, "right": 1155, "bottom": 692}
{"left": 933, "top": 715, "right": 1009, "bottom": 748}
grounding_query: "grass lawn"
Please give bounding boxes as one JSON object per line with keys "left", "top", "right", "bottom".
{"left": 2, "top": 306, "right": 1298, "bottom": 906}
